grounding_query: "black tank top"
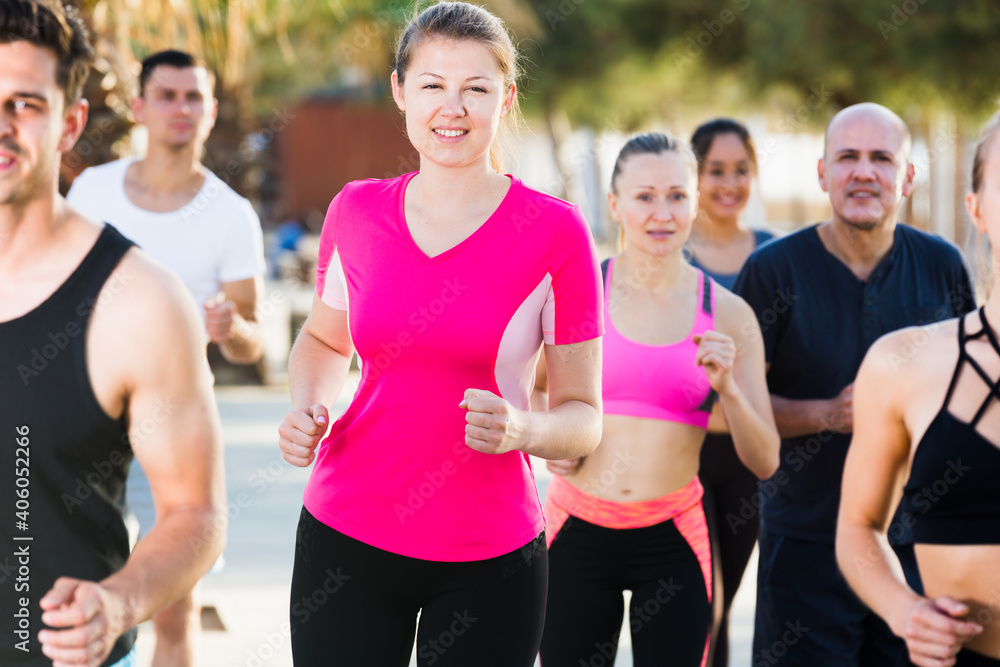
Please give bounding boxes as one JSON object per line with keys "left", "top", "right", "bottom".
{"left": 0, "top": 224, "right": 136, "bottom": 665}
{"left": 902, "top": 308, "right": 1000, "bottom": 545}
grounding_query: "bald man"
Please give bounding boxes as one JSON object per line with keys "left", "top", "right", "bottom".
{"left": 733, "top": 104, "right": 975, "bottom": 665}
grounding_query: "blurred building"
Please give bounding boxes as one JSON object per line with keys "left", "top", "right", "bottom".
{"left": 276, "top": 98, "right": 417, "bottom": 228}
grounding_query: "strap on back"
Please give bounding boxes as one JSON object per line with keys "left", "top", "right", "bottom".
{"left": 701, "top": 271, "right": 712, "bottom": 315}
{"left": 943, "top": 308, "right": 1000, "bottom": 427}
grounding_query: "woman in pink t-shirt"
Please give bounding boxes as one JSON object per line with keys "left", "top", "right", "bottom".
{"left": 538, "top": 134, "right": 779, "bottom": 666}
{"left": 277, "top": 3, "right": 603, "bottom": 665}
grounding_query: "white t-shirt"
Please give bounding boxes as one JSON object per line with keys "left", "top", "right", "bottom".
{"left": 67, "top": 157, "right": 266, "bottom": 319}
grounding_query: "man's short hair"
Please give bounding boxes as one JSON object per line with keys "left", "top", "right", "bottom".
{"left": 139, "top": 50, "right": 215, "bottom": 97}
{"left": 0, "top": 0, "right": 95, "bottom": 105}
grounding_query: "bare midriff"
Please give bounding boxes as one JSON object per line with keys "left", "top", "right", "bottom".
{"left": 562, "top": 414, "right": 705, "bottom": 502}
{"left": 916, "top": 544, "right": 1000, "bottom": 658}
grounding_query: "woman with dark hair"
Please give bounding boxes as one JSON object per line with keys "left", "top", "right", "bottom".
{"left": 837, "top": 113, "right": 1000, "bottom": 667}
{"left": 539, "top": 132, "right": 778, "bottom": 667}
{"left": 689, "top": 118, "right": 776, "bottom": 667}
{"left": 277, "top": 3, "right": 604, "bottom": 665}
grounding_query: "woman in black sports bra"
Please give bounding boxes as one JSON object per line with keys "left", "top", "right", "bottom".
{"left": 836, "top": 114, "right": 1000, "bottom": 667}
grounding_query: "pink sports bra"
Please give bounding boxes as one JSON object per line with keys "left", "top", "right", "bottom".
{"left": 601, "top": 257, "right": 717, "bottom": 428}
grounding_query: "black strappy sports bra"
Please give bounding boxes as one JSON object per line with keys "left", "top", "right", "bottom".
{"left": 901, "top": 308, "right": 1000, "bottom": 545}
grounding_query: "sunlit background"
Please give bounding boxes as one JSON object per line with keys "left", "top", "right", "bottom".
{"left": 58, "top": 2, "right": 1000, "bottom": 664}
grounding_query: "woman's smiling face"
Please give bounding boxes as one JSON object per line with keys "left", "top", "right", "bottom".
{"left": 392, "top": 37, "right": 512, "bottom": 172}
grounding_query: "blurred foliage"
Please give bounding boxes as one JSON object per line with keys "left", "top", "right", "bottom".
{"left": 70, "top": 0, "right": 539, "bottom": 201}
{"left": 67, "top": 0, "right": 1000, "bottom": 205}
{"left": 521, "top": 0, "right": 1000, "bottom": 132}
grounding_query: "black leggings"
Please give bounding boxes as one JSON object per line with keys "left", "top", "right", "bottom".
{"left": 699, "top": 432, "right": 760, "bottom": 667}
{"left": 540, "top": 516, "right": 711, "bottom": 667}
{"left": 290, "top": 508, "right": 547, "bottom": 666}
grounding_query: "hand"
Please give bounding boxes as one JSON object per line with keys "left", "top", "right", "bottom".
{"left": 693, "top": 331, "right": 737, "bottom": 396}
{"left": 279, "top": 403, "right": 329, "bottom": 467}
{"left": 546, "top": 458, "right": 583, "bottom": 476}
{"left": 900, "top": 597, "right": 982, "bottom": 667}
{"left": 38, "top": 578, "right": 130, "bottom": 667}
{"left": 460, "top": 389, "right": 530, "bottom": 455}
{"left": 204, "top": 293, "right": 236, "bottom": 343}
{"left": 824, "top": 383, "right": 854, "bottom": 433}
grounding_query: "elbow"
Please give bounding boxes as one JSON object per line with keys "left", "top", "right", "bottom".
{"left": 575, "top": 403, "right": 603, "bottom": 457}
{"left": 755, "top": 459, "right": 779, "bottom": 481}
{"left": 834, "top": 523, "right": 859, "bottom": 582}
{"left": 833, "top": 515, "right": 876, "bottom": 582}
{"left": 199, "top": 501, "right": 229, "bottom": 565}
{"left": 579, "top": 408, "right": 603, "bottom": 457}
{"left": 752, "top": 433, "right": 781, "bottom": 480}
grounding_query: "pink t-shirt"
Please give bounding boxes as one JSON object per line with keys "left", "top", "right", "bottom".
{"left": 307, "top": 172, "right": 603, "bottom": 561}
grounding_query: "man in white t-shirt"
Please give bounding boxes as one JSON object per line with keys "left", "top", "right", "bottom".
{"left": 67, "top": 49, "right": 266, "bottom": 667}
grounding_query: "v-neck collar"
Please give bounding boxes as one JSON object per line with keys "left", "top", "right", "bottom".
{"left": 395, "top": 171, "right": 518, "bottom": 265}
{"left": 810, "top": 224, "right": 898, "bottom": 286}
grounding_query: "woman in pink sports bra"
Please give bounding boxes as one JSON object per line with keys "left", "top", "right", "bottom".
{"left": 538, "top": 133, "right": 779, "bottom": 667}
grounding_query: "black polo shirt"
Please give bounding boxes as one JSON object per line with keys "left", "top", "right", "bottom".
{"left": 733, "top": 223, "right": 975, "bottom": 543}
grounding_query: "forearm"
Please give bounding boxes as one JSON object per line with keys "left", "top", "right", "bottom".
{"left": 719, "top": 386, "right": 780, "bottom": 478}
{"left": 836, "top": 524, "right": 923, "bottom": 638}
{"left": 772, "top": 394, "right": 837, "bottom": 437}
{"left": 219, "top": 313, "right": 264, "bottom": 364}
{"left": 288, "top": 329, "right": 352, "bottom": 410}
{"left": 521, "top": 399, "right": 601, "bottom": 459}
{"left": 100, "top": 504, "right": 225, "bottom": 630}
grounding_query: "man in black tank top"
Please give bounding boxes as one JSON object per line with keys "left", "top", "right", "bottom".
{"left": 0, "top": 3, "right": 226, "bottom": 666}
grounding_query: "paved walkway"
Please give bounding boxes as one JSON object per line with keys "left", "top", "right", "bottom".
{"left": 133, "top": 383, "right": 756, "bottom": 666}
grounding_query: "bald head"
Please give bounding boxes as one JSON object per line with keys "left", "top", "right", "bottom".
{"left": 818, "top": 102, "right": 916, "bottom": 231}
{"left": 824, "top": 103, "right": 912, "bottom": 163}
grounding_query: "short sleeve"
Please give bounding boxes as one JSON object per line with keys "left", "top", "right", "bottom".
{"left": 543, "top": 206, "right": 604, "bottom": 345}
{"left": 733, "top": 252, "right": 783, "bottom": 364}
{"left": 219, "top": 199, "right": 266, "bottom": 282}
{"left": 315, "top": 191, "right": 348, "bottom": 311}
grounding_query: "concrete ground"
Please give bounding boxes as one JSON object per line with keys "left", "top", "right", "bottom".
{"left": 134, "top": 383, "right": 756, "bottom": 666}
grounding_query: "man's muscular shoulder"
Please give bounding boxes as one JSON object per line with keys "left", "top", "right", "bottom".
{"left": 85, "top": 239, "right": 208, "bottom": 420}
